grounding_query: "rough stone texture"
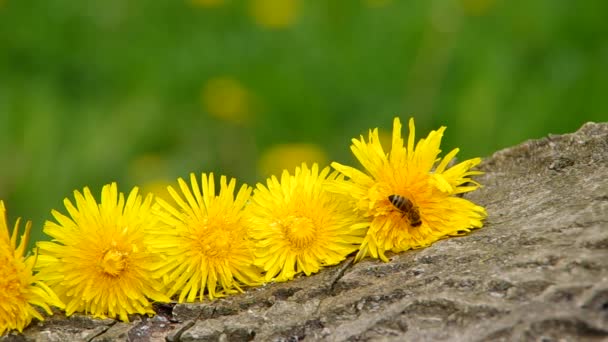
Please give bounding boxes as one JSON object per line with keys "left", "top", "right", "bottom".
{"left": 3, "top": 122, "right": 607, "bottom": 342}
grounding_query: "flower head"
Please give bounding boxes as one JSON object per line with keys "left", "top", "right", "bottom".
{"left": 329, "top": 117, "right": 487, "bottom": 262}
{"left": 149, "top": 173, "right": 260, "bottom": 302}
{"left": 0, "top": 201, "right": 63, "bottom": 335}
{"left": 35, "top": 183, "right": 169, "bottom": 322}
{"left": 247, "top": 163, "right": 367, "bottom": 282}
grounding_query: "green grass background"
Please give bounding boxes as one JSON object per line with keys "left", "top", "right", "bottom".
{"left": 1, "top": 0, "right": 607, "bottom": 248}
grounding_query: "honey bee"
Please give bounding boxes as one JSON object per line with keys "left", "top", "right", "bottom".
{"left": 388, "top": 194, "right": 422, "bottom": 227}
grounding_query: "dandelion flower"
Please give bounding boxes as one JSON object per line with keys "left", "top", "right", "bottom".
{"left": 150, "top": 173, "right": 260, "bottom": 302}
{"left": 35, "top": 183, "right": 169, "bottom": 322}
{"left": 247, "top": 163, "right": 368, "bottom": 282}
{"left": 329, "top": 117, "right": 487, "bottom": 262}
{"left": 0, "top": 201, "right": 63, "bottom": 335}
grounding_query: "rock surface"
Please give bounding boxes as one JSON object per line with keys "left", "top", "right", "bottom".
{"left": 3, "top": 122, "right": 608, "bottom": 342}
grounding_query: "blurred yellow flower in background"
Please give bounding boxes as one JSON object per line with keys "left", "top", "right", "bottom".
{"left": 249, "top": 0, "right": 300, "bottom": 29}
{"left": 128, "top": 154, "right": 167, "bottom": 179}
{"left": 376, "top": 128, "right": 392, "bottom": 152}
{"left": 189, "top": 0, "right": 225, "bottom": 8}
{"left": 0, "top": 201, "right": 63, "bottom": 335}
{"left": 459, "top": 0, "right": 495, "bottom": 16}
{"left": 128, "top": 154, "right": 176, "bottom": 206}
{"left": 139, "top": 180, "right": 177, "bottom": 206}
{"left": 202, "top": 77, "right": 253, "bottom": 125}
{"left": 258, "top": 143, "right": 327, "bottom": 179}
{"left": 36, "top": 184, "right": 169, "bottom": 322}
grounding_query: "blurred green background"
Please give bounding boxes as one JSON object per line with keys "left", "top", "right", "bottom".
{"left": 1, "top": 0, "right": 607, "bottom": 247}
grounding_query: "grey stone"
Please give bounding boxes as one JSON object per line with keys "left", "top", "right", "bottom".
{"left": 26, "top": 325, "right": 108, "bottom": 342}
{"left": 5, "top": 314, "right": 114, "bottom": 342}
{"left": 127, "top": 316, "right": 177, "bottom": 342}
{"left": 180, "top": 319, "right": 225, "bottom": 342}
{"left": 166, "top": 320, "right": 195, "bottom": 342}
{"left": 90, "top": 322, "right": 132, "bottom": 342}
{"left": 8, "top": 121, "right": 608, "bottom": 341}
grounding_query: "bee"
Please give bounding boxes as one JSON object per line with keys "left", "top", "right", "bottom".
{"left": 388, "top": 194, "right": 422, "bottom": 227}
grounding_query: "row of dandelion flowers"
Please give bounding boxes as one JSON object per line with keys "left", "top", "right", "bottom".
{"left": 0, "top": 117, "right": 487, "bottom": 334}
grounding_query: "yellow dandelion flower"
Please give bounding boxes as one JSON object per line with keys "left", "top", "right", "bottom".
{"left": 329, "top": 117, "right": 487, "bottom": 262}
{"left": 149, "top": 173, "right": 260, "bottom": 303}
{"left": 247, "top": 163, "right": 368, "bottom": 282}
{"left": 35, "top": 183, "right": 169, "bottom": 322}
{"left": 0, "top": 201, "right": 63, "bottom": 335}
